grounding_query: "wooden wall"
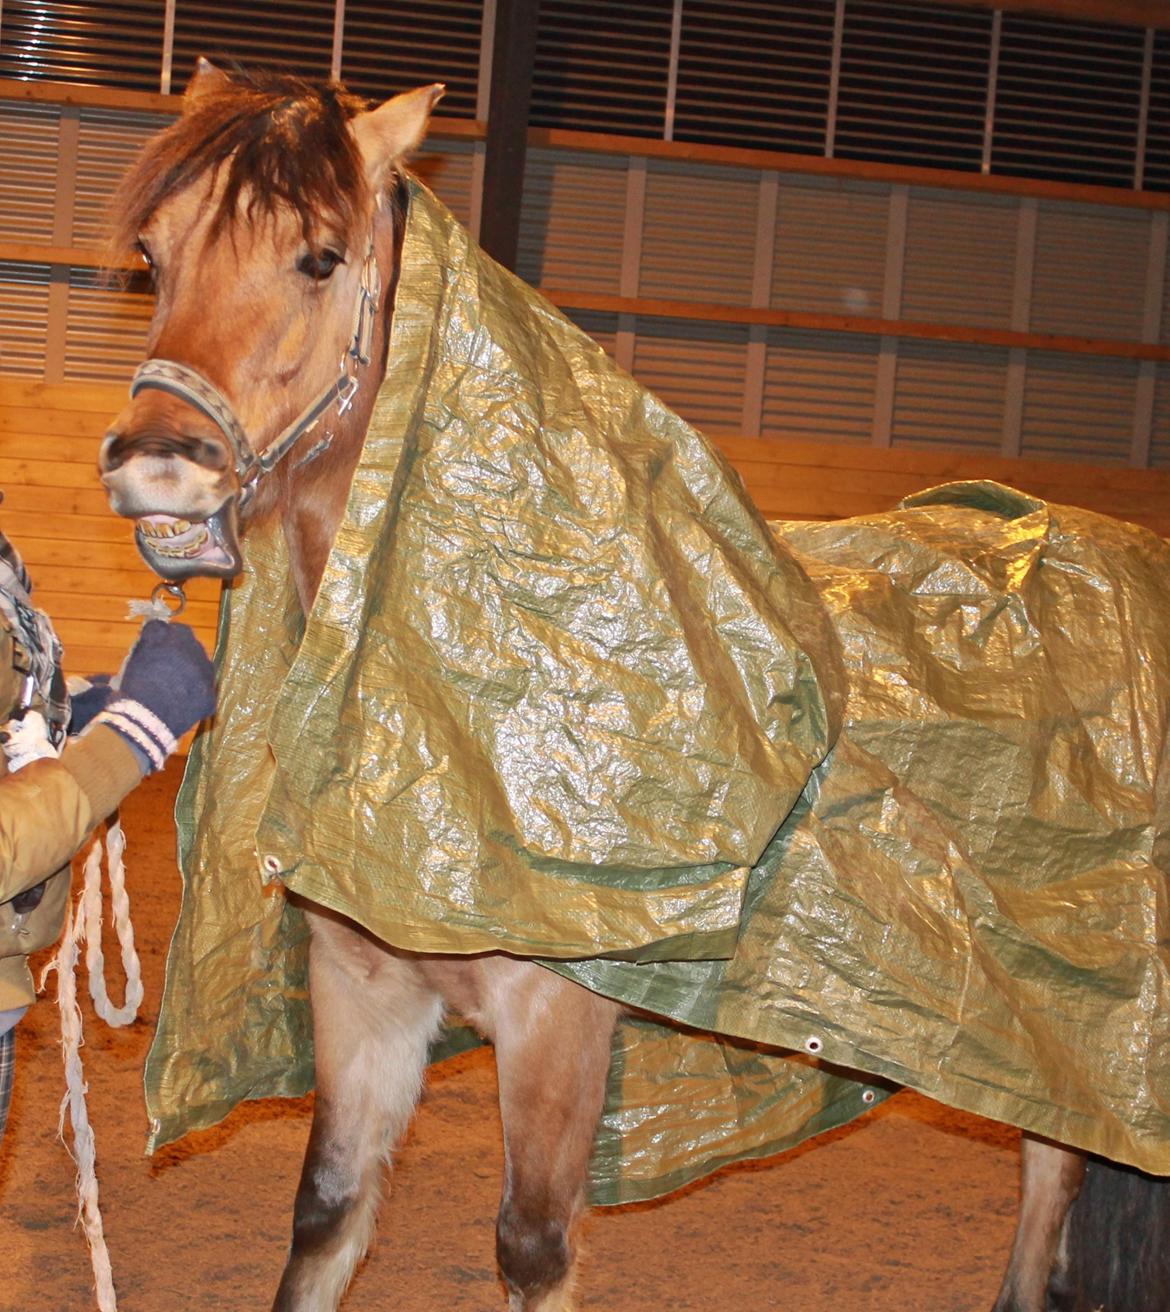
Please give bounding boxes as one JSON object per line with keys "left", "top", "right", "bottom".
{"left": 1, "top": 380, "right": 219, "bottom": 677}
{"left": 4, "top": 379, "right": 1170, "bottom": 679}
{"left": 717, "top": 435, "right": 1170, "bottom": 534}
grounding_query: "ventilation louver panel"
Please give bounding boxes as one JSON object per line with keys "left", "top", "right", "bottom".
{"left": 74, "top": 108, "right": 173, "bottom": 246}
{"left": 1019, "top": 351, "right": 1138, "bottom": 464}
{"left": 1030, "top": 203, "right": 1149, "bottom": 341}
{"left": 518, "top": 150, "right": 627, "bottom": 293}
{"left": 631, "top": 316, "right": 748, "bottom": 435}
{"left": 993, "top": 15, "right": 1145, "bottom": 189}
{"left": 1148, "top": 364, "right": 1170, "bottom": 468}
{"left": 0, "top": 262, "right": 51, "bottom": 378}
{"left": 0, "top": 0, "right": 165, "bottom": 90}
{"left": 761, "top": 328, "right": 880, "bottom": 446}
{"left": 901, "top": 189, "right": 1017, "bottom": 328}
{"left": 416, "top": 142, "right": 477, "bottom": 232}
{"left": 640, "top": 162, "right": 758, "bottom": 305}
{"left": 64, "top": 268, "right": 152, "bottom": 383}
{"left": 171, "top": 0, "right": 335, "bottom": 87}
{"left": 531, "top": 0, "right": 674, "bottom": 137}
{"left": 772, "top": 177, "right": 889, "bottom": 317}
{"left": 890, "top": 341, "right": 1007, "bottom": 453}
{"left": 1144, "top": 32, "right": 1170, "bottom": 195}
{"left": 835, "top": 1, "right": 991, "bottom": 171}
{"left": 342, "top": 1, "right": 482, "bottom": 118}
{"left": 0, "top": 102, "right": 61, "bottom": 244}
{"left": 1160, "top": 229, "right": 1170, "bottom": 347}
{"left": 672, "top": 0, "right": 834, "bottom": 155}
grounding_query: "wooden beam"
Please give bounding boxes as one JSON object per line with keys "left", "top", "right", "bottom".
{"left": 540, "top": 289, "right": 1170, "bottom": 364}
{"left": 0, "top": 77, "right": 484, "bottom": 138}
{"left": 914, "top": 0, "right": 1170, "bottom": 30}
{"left": 478, "top": 0, "right": 540, "bottom": 271}
{"left": 527, "top": 128, "right": 1170, "bottom": 215}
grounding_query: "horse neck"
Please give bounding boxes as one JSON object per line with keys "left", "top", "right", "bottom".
{"left": 280, "top": 202, "right": 401, "bottom": 614}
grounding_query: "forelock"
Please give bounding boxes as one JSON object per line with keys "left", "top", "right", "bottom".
{"left": 112, "top": 68, "right": 372, "bottom": 254}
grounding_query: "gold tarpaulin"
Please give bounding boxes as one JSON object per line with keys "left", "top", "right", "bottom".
{"left": 144, "top": 184, "right": 1170, "bottom": 1198}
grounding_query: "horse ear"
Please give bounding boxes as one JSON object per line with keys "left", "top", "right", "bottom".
{"left": 184, "top": 57, "right": 230, "bottom": 113}
{"left": 351, "top": 84, "right": 445, "bottom": 187}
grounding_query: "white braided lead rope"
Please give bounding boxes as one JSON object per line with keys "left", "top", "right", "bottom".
{"left": 12, "top": 704, "right": 147, "bottom": 1312}
{"left": 40, "top": 820, "right": 142, "bottom": 1312}
{"left": 79, "top": 822, "right": 143, "bottom": 1028}
{"left": 9, "top": 605, "right": 166, "bottom": 1310}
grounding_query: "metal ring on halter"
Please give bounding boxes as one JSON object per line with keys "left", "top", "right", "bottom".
{"left": 150, "top": 581, "right": 187, "bottom": 618}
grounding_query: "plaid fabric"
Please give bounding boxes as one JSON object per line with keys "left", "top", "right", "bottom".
{"left": 0, "top": 1024, "right": 14, "bottom": 1143}
{"left": 0, "top": 526, "right": 32, "bottom": 596}
{"left": 0, "top": 524, "right": 69, "bottom": 744}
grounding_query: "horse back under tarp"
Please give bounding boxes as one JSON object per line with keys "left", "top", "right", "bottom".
{"left": 575, "top": 480, "right": 1170, "bottom": 1198}
{"left": 143, "top": 183, "right": 1170, "bottom": 1197}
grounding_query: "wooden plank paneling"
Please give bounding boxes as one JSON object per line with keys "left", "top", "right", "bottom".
{"left": 715, "top": 433, "right": 1170, "bottom": 535}
{"left": 2, "top": 380, "right": 219, "bottom": 676}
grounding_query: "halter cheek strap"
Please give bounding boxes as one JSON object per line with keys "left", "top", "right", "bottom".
{"left": 128, "top": 239, "right": 381, "bottom": 503}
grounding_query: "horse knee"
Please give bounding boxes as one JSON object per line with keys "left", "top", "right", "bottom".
{"left": 496, "top": 1201, "right": 572, "bottom": 1299}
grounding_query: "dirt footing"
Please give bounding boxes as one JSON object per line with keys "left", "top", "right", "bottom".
{"left": 0, "top": 765, "right": 1020, "bottom": 1311}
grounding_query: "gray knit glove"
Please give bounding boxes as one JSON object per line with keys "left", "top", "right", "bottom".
{"left": 94, "top": 621, "right": 216, "bottom": 773}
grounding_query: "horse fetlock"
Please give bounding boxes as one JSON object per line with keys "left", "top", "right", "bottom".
{"left": 508, "top": 1284, "right": 577, "bottom": 1312}
{"left": 497, "top": 1207, "right": 574, "bottom": 1305}
{"left": 289, "top": 1178, "right": 360, "bottom": 1254}
{"left": 274, "top": 1187, "right": 376, "bottom": 1312}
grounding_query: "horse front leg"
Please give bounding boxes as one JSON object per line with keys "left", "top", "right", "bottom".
{"left": 480, "top": 962, "right": 621, "bottom": 1311}
{"left": 992, "top": 1134, "right": 1087, "bottom": 1312}
{"left": 272, "top": 908, "right": 444, "bottom": 1312}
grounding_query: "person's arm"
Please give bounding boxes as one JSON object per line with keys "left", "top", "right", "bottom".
{"left": 0, "top": 726, "right": 142, "bottom": 902}
{"left": 0, "top": 620, "right": 215, "bottom": 902}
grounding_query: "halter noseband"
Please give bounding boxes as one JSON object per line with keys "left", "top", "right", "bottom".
{"left": 128, "top": 239, "right": 381, "bottom": 506}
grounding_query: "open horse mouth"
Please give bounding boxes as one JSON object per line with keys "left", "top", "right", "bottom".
{"left": 133, "top": 500, "right": 243, "bottom": 581}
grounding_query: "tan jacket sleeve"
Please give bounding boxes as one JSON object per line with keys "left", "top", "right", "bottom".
{"left": 0, "top": 724, "right": 143, "bottom": 904}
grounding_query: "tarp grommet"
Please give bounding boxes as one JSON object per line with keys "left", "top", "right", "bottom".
{"left": 804, "top": 1035, "right": 823, "bottom": 1055}
{"left": 862, "top": 1089, "right": 877, "bottom": 1104}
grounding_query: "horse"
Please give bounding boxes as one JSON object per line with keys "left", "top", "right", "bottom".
{"left": 96, "top": 63, "right": 1165, "bottom": 1312}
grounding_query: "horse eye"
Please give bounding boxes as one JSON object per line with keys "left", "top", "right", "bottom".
{"left": 297, "top": 248, "right": 345, "bottom": 281}
{"left": 135, "top": 238, "right": 155, "bottom": 271}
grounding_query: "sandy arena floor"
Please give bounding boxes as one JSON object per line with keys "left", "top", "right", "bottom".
{"left": 0, "top": 764, "right": 1022, "bottom": 1311}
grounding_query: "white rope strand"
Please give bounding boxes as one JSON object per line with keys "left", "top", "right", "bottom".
{"left": 42, "top": 818, "right": 143, "bottom": 1312}
{"left": 80, "top": 822, "right": 143, "bottom": 1027}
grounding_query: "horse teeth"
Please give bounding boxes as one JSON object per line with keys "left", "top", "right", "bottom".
{"left": 140, "top": 518, "right": 195, "bottom": 543}
{"left": 182, "top": 527, "right": 209, "bottom": 557}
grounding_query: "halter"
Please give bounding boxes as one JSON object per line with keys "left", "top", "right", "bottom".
{"left": 128, "top": 239, "right": 381, "bottom": 507}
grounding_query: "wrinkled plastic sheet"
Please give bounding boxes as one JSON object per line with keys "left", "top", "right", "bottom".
{"left": 564, "top": 482, "right": 1170, "bottom": 1183}
{"left": 144, "top": 183, "right": 1170, "bottom": 1195}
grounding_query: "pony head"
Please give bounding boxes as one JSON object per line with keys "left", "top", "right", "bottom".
{"left": 100, "top": 61, "right": 442, "bottom": 579}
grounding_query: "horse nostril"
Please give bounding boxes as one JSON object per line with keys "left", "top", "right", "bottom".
{"left": 100, "top": 433, "right": 127, "bottom": 473}
{"left": 194, "top": 437, "right": 230, "bottom": 472}
{"left": 98, "top": 429, "right": 229, "bottom": 472}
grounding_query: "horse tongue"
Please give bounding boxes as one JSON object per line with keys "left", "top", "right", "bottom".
{"left": 134, "top": 500, "right": 243, "bottom": 581}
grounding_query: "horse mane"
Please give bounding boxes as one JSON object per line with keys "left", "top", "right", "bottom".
{"left": 111, "top": 67, "right": 372, "bottom": 256}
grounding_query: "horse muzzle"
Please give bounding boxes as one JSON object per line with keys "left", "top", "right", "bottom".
{"left": 100, "top": 395, "right": 246, "bottom": 581}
